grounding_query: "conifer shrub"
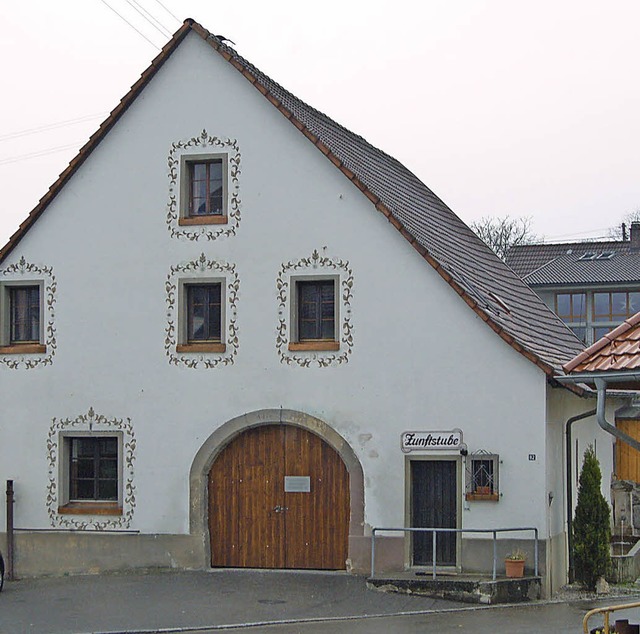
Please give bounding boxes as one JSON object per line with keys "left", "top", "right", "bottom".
{"left": 572, "top": 445, "right": 611, "bottom": 590}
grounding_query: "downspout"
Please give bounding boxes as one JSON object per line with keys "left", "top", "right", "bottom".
{"left": 566, "top": 409, "right": 596, "bottom": 583}
{"left": 594, "top": 378, "right": 640, "bottom": 452}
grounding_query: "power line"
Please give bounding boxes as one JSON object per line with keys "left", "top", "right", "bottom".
{"left": 125, "top": 0, "right": 173, "bottom": 38}
{"left": 99, "top": 0, "right": 161, "bottom": 50}
{"left": 0, "top": 113, "right": 107, "bottom": 144}
{"left": 0, "top": 142, "right": 84, "bottom": 167}
{"left": 541, "top": 228, "right": 613, "bottom": 243}
{"left": 150, "top": 0, "right": 181, "bottom": 25}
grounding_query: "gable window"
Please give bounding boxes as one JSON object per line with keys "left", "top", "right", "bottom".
{"left": 288, "top": 279, "right": 339, "bottom": 352}
{"left": 58, "top": 434, "right": 122, "bottom": 516}
{"left": 179, "top": 156, "right": 228, "bottom": 225}
{"left": 177, "top": 281, "right": 226, "bottom": 353}
{"left": 465, "top": 451, "right": 499, "bottom": 501}
{"left": 10, "top": 286, "right": 40, "bottom": 343}
{"left": 1, "top": 282, "right": 45, "bottom": 353}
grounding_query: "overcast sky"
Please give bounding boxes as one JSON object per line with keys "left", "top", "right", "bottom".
{"left": 2, "top": 0, "right": 639, "bottom": 247}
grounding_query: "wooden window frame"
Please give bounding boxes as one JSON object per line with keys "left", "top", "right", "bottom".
{"left": 555, "top": 292, "right": 587, "bottom": 323}
{"left": 0, "top": 280, "right": 46, "bottom": 354}
{"left": 465, "top": 451, "right": 499, "bottom": 501}
{"left": 179, "top": 154, "right": 228, "bottom": 225}
{"left": 57, "top": 433, "right": 123, "bottom": 516}
{"left": 289, "top": 276, "right": 340, "bottom": 352}
{"left": 177, "top": 279, "right": 226, "bottom": 353}
{"left": 593, "top": 291, "right": 640, "bottom": 323}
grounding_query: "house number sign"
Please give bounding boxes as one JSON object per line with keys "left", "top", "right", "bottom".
{"left": 284, "top": 476, "right": 311, "bottom": 492}
{"left": 401, "top": 430, "right": 463, "bottom": 453}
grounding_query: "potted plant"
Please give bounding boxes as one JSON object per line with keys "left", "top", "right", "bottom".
{"left": 504, "top": 549, "right": 527, "bottom": 578}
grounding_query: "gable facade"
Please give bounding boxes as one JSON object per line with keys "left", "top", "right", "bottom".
{"left": 0, "top": 23, "right": 606, "bottom": 593}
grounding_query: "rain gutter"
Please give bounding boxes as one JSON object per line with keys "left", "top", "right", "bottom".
{"left": 557, "top": 373, "right": 640, "bottom": 453}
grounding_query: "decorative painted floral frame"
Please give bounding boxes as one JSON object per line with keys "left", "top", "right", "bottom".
{"left": 46, "top": 407, "right": 136, "bottom": 530}
{"left": 166, "top": 130, "right": 242, "bottom": 241}
{"left": 276, "top": 249, "right": 354, "bottom": 368}
{"left": 0, "top": 256, "right": 56, "bottom": 370}
{"left": 165, "top": 253, "right": 240, "bottom": 369}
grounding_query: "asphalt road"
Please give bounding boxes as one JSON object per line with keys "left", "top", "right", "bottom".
{"left": 2, "top": 569, "right": 640, "bottom": 634}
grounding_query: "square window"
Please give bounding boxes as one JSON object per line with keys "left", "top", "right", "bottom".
{"left": 69, "top": 437, "right": 118, "bottom": 501}
{"left": 0, "top": 282, "right": 45, "bottom": 353}
{"left": 177, "top": 280, "right": 226, "bottom": 353}
{"left": 465, "top": 451, "right": 499, "bottom": 501}
{"left": 58, "top": 434, "right": 123, "bottom": 515}
{"left": 288, "top": 278, "right": 340, "bottom": 352}
{"left": 179, "top": 155, "right": 228, "bottom": 225}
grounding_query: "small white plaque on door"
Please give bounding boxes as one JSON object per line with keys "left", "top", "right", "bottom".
{"left": 284, "top": 476, "right": 311, "bottom": 493}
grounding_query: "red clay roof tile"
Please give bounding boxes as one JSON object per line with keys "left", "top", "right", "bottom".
{"left": 564, "top": 311, "right": 640, "bottom": 374}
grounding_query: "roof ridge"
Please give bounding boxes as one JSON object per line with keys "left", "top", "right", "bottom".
{"left": 193, "top": 22, "right": 408, "bottom": 174}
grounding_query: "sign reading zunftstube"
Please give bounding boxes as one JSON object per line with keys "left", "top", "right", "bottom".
{"left": 401, "top": 430, "right": 463, "bottom": 452}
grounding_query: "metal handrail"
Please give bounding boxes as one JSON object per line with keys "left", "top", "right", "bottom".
{"left": 583, "top": 600, "right": 640, "bottom": 634}
{"left": 370, "top": 526, "right": 539, "bottom": 580}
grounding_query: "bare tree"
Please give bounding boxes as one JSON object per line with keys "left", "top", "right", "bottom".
{"left": 608, "top": 208, "right": 640, "bottom": 240}
{"left": 470, "top": 215, "right": 539, "bottom": 259}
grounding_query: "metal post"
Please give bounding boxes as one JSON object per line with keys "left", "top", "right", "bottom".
{"left": 492, "top": 531, "right": 497, "bottom": 580}
{"left": 432, "top": 530, "right": 437, "bottom": 580}
{"left": 370, "top": 529, "right": 376, "bottom": 578}
{"left": 534, "top": 528, "right": 539, "bottom": 577}
{"left": 6, "top": 480, "right": 14, "bottom": 581}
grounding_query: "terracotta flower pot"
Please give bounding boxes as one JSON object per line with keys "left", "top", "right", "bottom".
{"left": 505, "top": 558, "right": 525, "bottom": 578}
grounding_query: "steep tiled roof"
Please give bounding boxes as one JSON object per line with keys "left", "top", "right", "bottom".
{"left": 0, "top": 19, "right": 585, "bottom": 377}
{"left": 507, "top": 241, "right": 640, "bottom": 286}
{"left": 564, "top": 312, "right": 640, "bottom": 373}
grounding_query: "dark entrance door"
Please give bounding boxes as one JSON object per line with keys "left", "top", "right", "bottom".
{"left": 208, "top": 424, "right": 350, "bottom": 569}
{"left": 411, "top": 460, "right": 457, "bottom": 566}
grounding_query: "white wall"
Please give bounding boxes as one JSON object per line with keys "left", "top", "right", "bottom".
{"left": 1, "top": 32, "right": 553, "bottom": 542}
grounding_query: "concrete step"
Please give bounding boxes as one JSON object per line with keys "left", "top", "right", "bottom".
{"left": 367, "top": 574, "right": 542, "bottom": 605}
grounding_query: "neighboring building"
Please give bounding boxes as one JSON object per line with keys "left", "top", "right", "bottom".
{"left": 0, "top": 19, "right": 620, "bottom": 595}
{"left": 507, "top": 225, "right": 640, "bottom": 346}
{"left": 563, "top": 313, "right": 640, "bottom": 545}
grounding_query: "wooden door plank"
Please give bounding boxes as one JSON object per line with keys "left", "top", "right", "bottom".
{"left": 284, "top": 426, "right": 349, "bottom": 569}
{"left": 209, "top": 439, "right": 239, "bottom": 566}
{"left": 617, "top": 420, "right": 640, "bottom": 482}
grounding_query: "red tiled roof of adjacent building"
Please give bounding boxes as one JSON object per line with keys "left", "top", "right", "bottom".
{"left": 0, "top": 19, "right": 585, "bottom": 379}
{"left": 564, "top": 312, "right": 640, "bottom": 373}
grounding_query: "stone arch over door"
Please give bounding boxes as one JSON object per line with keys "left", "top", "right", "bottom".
{"left": 189, "top": 409, "right": 365, "bottom": 569}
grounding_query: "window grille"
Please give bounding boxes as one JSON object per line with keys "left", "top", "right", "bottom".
{"left": 466, "top": 449, "right": 499, "bottom": 500}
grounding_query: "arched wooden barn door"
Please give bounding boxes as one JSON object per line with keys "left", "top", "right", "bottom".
{"left": 208, "top": 424, "right": 350, "bottom": 569}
